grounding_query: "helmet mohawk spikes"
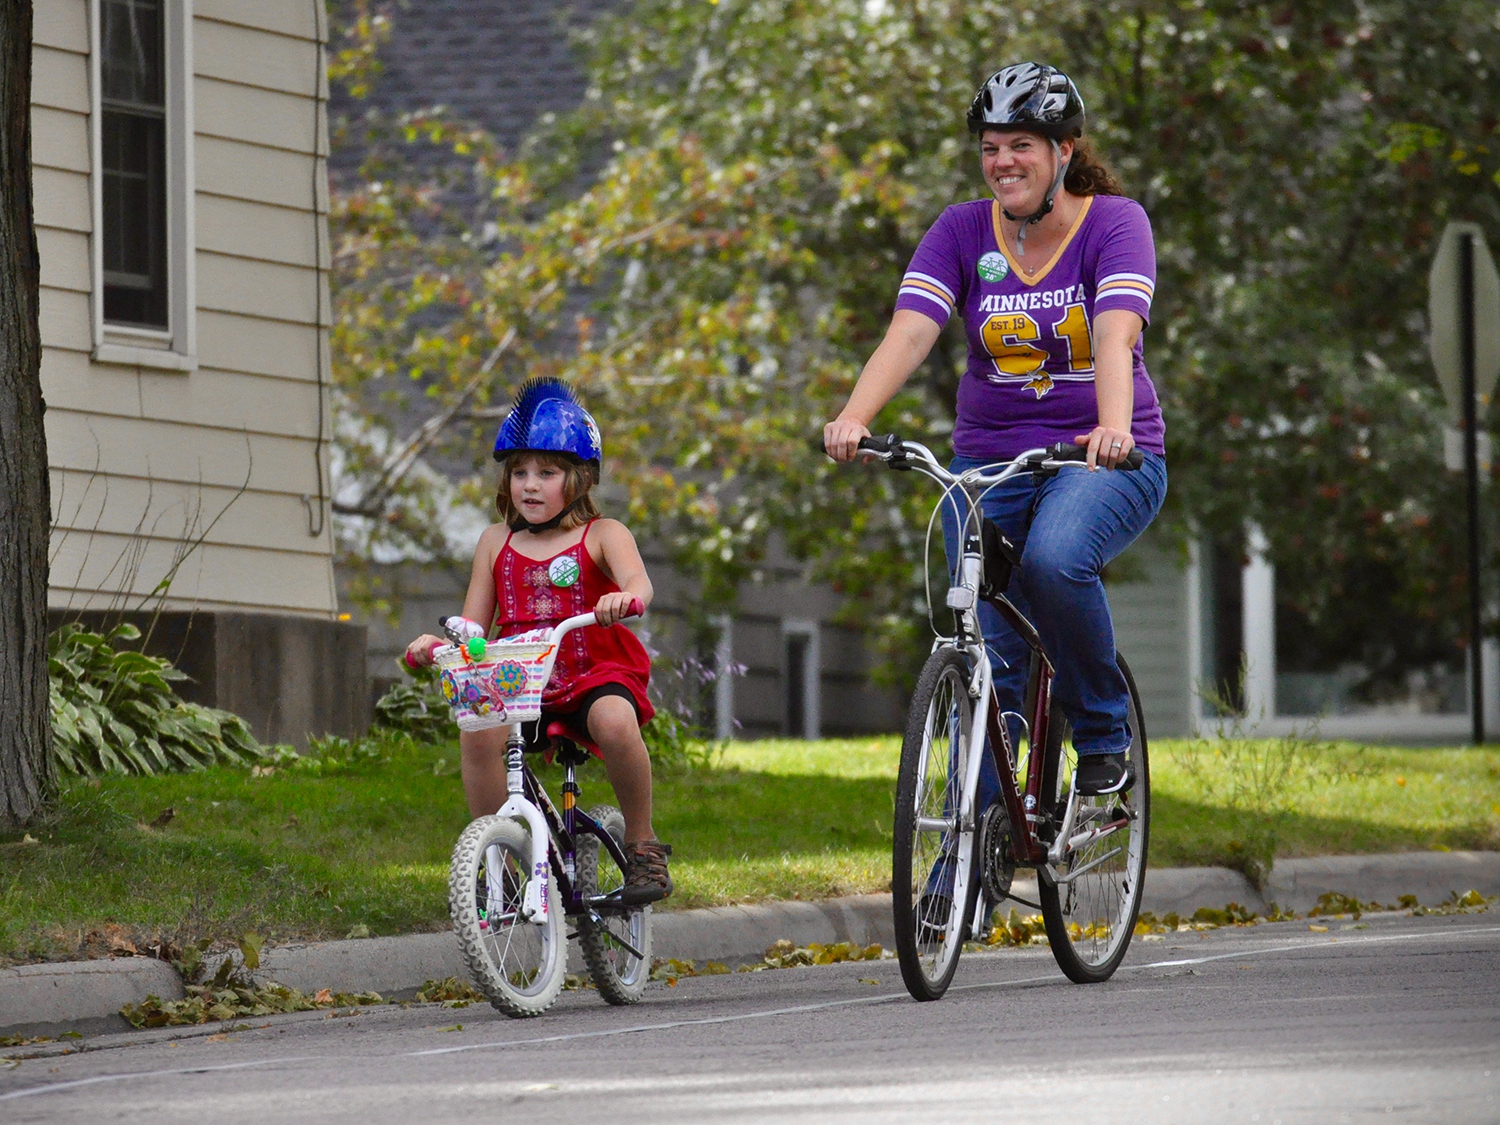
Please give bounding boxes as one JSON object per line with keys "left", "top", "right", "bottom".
{"left": 492, "top": 377, "right": 603, "bottom": 474}
{"left": 499, "top": 377, "right": 577, "bottom": 450}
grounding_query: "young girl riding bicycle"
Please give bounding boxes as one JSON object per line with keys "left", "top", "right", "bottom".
{"left": 404, "top": 378, "right": 672, "bottom": 904}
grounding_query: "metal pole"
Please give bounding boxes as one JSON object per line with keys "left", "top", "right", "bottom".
{"left": 1461, "top": 232, "right": 1483, "bottom": 744}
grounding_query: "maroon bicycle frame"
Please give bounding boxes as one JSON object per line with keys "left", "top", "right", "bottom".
{"left": 981, "top": 591, "right": 1057, "bottom": 866}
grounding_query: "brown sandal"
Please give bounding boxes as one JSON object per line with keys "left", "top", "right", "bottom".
{"left": 620, "top": 839, "right": 673, "bottom": 905}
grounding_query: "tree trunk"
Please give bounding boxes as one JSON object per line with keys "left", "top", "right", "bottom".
{"left": 0, "top": 0, "right": 53, "bottom": 831}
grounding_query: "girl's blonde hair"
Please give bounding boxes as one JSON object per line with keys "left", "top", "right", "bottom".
{"left": 494, "top": 450, "right": 601, "bottom": 531}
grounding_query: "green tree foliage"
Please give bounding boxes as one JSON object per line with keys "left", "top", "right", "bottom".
{"left": 327, "top": 0, "right": 1500, "bottom": 687}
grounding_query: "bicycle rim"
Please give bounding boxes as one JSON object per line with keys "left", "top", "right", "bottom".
{"left": 893, "top": 646, "right": 979, "bottom": 1001}
{"left": 577, "top": 804, "right": 651, "bottom": 1005}
{"left": 1039, "top": 653, "right": 1150, "bottom": 983}
{"left": 449, "top": 815, "right": 566, "bottom": 1017}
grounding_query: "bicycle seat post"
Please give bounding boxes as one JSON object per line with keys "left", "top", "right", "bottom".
{"left": 560, "top": 760, "right": 580, "bottom": 888}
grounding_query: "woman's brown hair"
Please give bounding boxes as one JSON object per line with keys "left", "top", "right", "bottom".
{"left": 494, "top": 450, "right": 601, "bottom": 531}
{"left": 1063, "top": 136, "right": 1123, "bottom": 197}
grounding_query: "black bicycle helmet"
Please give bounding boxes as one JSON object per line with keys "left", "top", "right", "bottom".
{"left": 967, "top": 63, "right": 1085, "bottom": 139}
{"left": 968, "top": 64, "right": 1085, "bottom": 244}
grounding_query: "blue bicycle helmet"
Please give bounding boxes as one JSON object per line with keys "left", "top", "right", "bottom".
{"left": 492, "top": 378, "right": 602, "bottom": 478}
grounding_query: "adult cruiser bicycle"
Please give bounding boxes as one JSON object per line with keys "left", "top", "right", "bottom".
{"left": 435, "top": 603, "right": 651, "bottom": 1017}
{"left": 846, "top": 434, "right": 1150, "bottom": 1001}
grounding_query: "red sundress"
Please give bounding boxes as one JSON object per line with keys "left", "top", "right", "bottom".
{"left": 491, "top": 521, "right": 655, "bottom": 748}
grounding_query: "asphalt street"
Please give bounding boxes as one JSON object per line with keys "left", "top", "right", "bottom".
{"left": 3, "top": 910, "right": 1497, "bottom": 1124}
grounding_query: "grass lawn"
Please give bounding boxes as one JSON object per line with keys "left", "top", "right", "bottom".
{"left": 2, "top": 733, "right": 1497, "bottom": 965}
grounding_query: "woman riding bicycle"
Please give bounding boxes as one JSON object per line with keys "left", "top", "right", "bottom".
{"left": 823, "top": 62, "right": 1167, "bottom": 798}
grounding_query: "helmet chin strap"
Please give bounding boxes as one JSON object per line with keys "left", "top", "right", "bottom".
{"left": 509, "top": 497, "right": 582, "bottom": 534}
{"left": 1001, "top": 138, "right": 1068, "bottom": 252}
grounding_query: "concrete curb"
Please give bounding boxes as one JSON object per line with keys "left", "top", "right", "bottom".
{"left": 4, "top": 851, "right": 1496, "bottom": 1036}
{"left": 0, "top": 958, "right": 183, "bottom": 1036}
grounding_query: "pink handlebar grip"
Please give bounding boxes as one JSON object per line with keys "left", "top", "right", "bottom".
{"left": 626, "top": 597, "right": 645, "bottom": 619}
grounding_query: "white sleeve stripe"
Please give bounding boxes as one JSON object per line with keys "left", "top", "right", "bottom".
{"left": 903, "top": 271, "right": 956, "bottom": 300}
{"left": 1098, "top": 272, "right": 1155, "bottom": 289}
{"left": 1095, "top": 289, "right": 1152, "bottom": 310}
{"left": 899, "top": 287, "right": 955, "bottom": 316}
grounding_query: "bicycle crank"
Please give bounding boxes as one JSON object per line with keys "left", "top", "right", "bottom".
{"left": 978, "top": 803, "right": 1017, "bottom": 902}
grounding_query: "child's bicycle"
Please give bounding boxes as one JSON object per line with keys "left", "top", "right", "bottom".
{"left": 846, "top": 434, "right": 1149, "bottom": 1001}
{"left": 435, "top": 601, "right": 650, "bottom": 1018}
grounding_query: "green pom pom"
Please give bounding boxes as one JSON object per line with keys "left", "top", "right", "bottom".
{"left": 466, "top": 637, "right": 487, "bottom": 659}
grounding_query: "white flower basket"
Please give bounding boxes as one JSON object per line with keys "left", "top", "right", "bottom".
{"left": 435, "top": 631, "right": 558, "bottom": 731}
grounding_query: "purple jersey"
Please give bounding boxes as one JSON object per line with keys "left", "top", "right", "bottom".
{"left": 894, "top": 194, "right": 1166, "bottom": 461}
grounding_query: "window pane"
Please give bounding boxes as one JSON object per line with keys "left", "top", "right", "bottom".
{"left": 103, "top": 110, "right": 168, "bottom": 328}
{"left": 1274, "top": 558, "right": 1466, "bottom": 717}
{"left": 101, "top": 0, "right": 163, "bottom": 108}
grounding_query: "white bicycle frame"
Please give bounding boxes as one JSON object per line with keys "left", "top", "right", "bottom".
{"left": 859, "top": 439, "right": 1118, "bottom": 929}
{"left": 437, "top": 609, "right": 609, "bottom": 925}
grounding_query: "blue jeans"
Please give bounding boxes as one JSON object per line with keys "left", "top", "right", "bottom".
{"left": 940, "top": 452, "right": 1168, "bottom": 814}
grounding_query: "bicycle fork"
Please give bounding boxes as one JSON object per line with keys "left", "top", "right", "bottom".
{"left": 491, "top": 722, "right": 552, "bottom": 923}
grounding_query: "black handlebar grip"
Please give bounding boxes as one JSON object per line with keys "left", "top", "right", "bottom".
{"left": 1043, "top": 442, "right": 1144, "bottom": 470}
{"left": 812, "top": 433, "right": 905, "bottom": 458}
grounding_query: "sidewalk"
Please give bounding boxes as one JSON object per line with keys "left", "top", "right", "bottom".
{"left": 4, "top": 851, "right": 1496, "bottom": 1037}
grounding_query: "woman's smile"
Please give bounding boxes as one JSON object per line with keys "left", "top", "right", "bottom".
{"left": 980, "top": 129, "right": 1070, "bottom": 218}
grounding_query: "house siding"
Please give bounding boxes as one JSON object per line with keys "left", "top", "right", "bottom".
{"left": 1109, "top": 529, "right": 1194, "bottom": 739}
{"left": 34, "top": 0, "right": 337, "bottom": 618}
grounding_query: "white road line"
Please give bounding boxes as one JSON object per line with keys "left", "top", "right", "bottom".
{"left": 0, "top": 1056, "right": 324, "bottom": 1102}
{"left": 406, "top": 990, "right": 919, "bottom": 1057}
{"left": 3, "top": 921, "right": 1496, "bottom": 1101}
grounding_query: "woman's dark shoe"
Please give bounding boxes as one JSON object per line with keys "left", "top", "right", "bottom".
{"left": 1074, "top": 753, "right": 1135, "bottom": 796}
{"left": 620, "top": 840, "right": 673, "bottom": 904}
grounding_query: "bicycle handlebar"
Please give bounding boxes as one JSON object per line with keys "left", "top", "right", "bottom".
{"left": 819, "top": 432, "right": 1143, "bottom": 477}
{"left": 415, "top": 598, "right": 646, "bottom": 668}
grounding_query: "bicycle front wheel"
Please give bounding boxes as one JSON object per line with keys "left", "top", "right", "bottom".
{"left": 449, "top": 815, "right": 566, "bottom": 1017}
{"left": 1038, "top": 652, "right": 1150, "bottom": 983}
{"left": 577, "top": 804, "right": 652, "bottom": 1006}
{"left": 892, "top": 646, "right": 981, "bottom": 1001}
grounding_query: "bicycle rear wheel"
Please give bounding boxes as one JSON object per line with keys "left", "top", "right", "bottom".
{"left": 577, "top": 804, "right": 652, "bottom": 1006}
{"left": 449, "top": 815, "right": 566, "bottom": 1017}
{"left": 892, "top": 646, "right": 982, "bottom": 1001}
{"left": 1038, "top": 652, "right": 1150, "bottom": 983}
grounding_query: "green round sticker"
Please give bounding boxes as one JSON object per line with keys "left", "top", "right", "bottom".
{"left": 977, "top": 251, "right": 1009, "bottom": 283}
{"left": 548, "top": 555, "right": 580, "bottom": 588}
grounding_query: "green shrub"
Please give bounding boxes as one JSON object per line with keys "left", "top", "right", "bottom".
{"left": 49, "top": 623, "right": 263, "bottom": 777}
{"left": 261, "top": 733, "right": 398, "bottom": 776}
{"left": 372, "top": 667, "right": 452, "bottom": 743}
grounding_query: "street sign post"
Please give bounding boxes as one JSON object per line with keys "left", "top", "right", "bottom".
{"left": 1429, "top": 222, "right": 1500, "bottom": 745}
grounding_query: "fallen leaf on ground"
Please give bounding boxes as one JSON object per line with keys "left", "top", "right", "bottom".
{"left": 1308, "top": 924, "right": 1329, "bottom": 932}
{"left": 313, "top": 989, "right": 333, "bottom": 1004}
{"left": 437, "top": 1024, "right": 463, "bottom": 1033}
{"left": 205, "top": 1033, "right": 229, "bottom": 1043}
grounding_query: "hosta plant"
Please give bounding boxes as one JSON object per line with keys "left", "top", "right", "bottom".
{"left": 49, "top": 623, "right": 264, "bottom": 777}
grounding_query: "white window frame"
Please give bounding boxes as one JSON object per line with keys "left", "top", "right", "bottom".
{"left": 782, "top": 619, "right": 821, "bottom": 740}
{"left": 1190, "top": 526, "right": 1492, "bottom": 741}
{"left": 88, "top": 0, "right": 197, "bottom": 372}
